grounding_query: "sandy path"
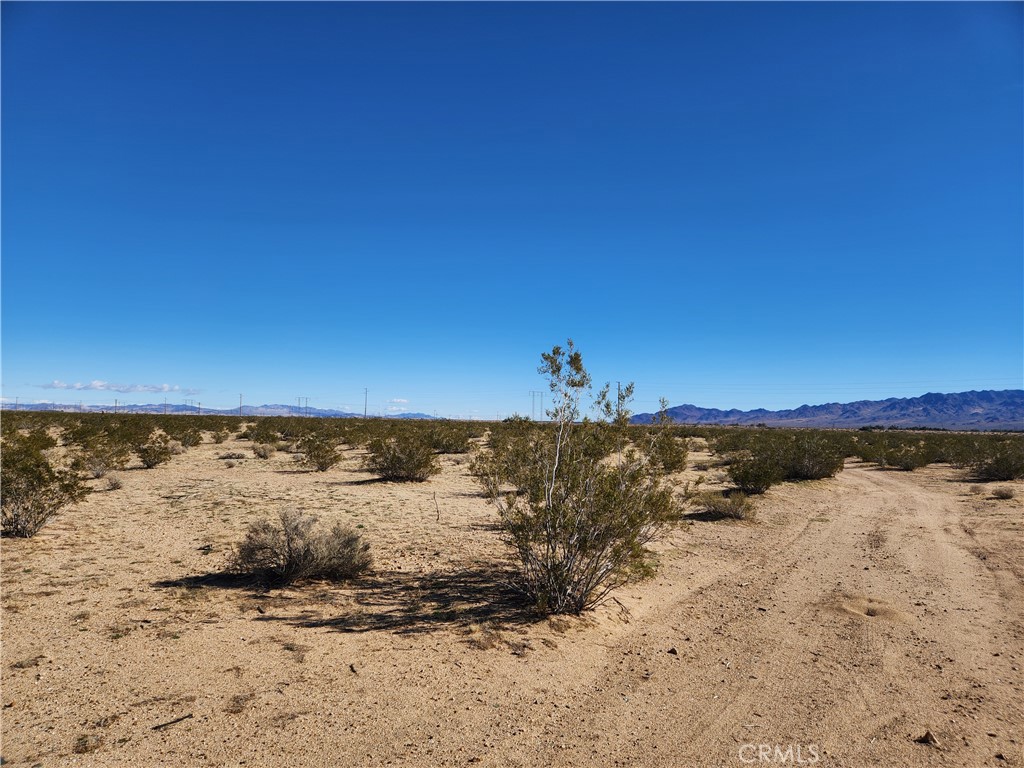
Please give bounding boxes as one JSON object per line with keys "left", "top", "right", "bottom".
{"left": 518, "top": 463, "right": 1024, "bottom": 767}
{"left": 2, "top": 445, "right": 1021, "bottom": 767}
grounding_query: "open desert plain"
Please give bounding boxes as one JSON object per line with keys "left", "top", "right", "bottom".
{"left": 2, "top": 425, "right": 1022, "bottom": 768}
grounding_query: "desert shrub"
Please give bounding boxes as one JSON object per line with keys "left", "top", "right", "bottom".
{"left": 993, "top": 487, "right": 1015, "bottom": 500}
{"left": 252, "top": 443, "right": 275, "bottom": 460}
{"left": 1, "top": 436, "right": 89, "bottom": 537}
{"left": 73, "top": 440, "right": 131, "bottom": 478}
{"left": 225, "top": 461, "right": 236, "bottom": 469}
{"left": 167, "top": 439, "right": 185, "bottom": 456}
{"left": 970, "top": 438, "right": 1024, "bottom": 481}
{"left": 364, "top": 432, "right": 440, "bottom": 481}
{"left": 177, "top": 428, "right": 203, "bottom": 448}
{"left": 219, "top": 452, "right": 246, "bottom": 460}
{"left": 695, "top": 491, "right": 754, "bottom": 521}
{"left": 854, "top": 434, "right": 933, "bottom": 471}
{"left": 105, "top": 475, "right": 123, "bottom": 491}
{"left": 211, "top": 429, "right": 230, "bottom": 444}
{"left": 785, "top": 433, "right": 845, "bottom": 479}
{"left": 137, "top": 434, "right": 174, "bottom": 469}
{"left": 481, "top": 340, "right": 677, "bottom": 614}
{"left": 298, "top": 434, "right": 341, "bottom": 472}
{"left": 728, "top": 456, "right": 785, "bottom": 494}
{"left": 429, "top": 424, "right": 472, "bottom": 454}
{"left": 637, "top": 403, "right": 688, "bottom": 473}
{"left": 230, "top": 509, "right": 372, "bottom": 585}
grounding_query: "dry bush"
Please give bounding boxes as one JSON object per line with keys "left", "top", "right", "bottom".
{"left": 105, "top": 475, "right": 123, "bottom": 491}
{"left": 993, "top": 487, "right": 1016, "bottom": 500}
{"left": 230, "top": 509, "right": 372, "bottom": 585}
{"left": 694, "top": 491, "right": 754, "bottom": 521}
{"left": 252, "top": 443, "right": 275, "bottom": 460}
{"left": 219, "top": 452, "right": 246, "bottom": 460}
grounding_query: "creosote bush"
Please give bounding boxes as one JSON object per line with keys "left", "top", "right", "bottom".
{"left": 298, "top": 434, "right": 342, "bottom": 472}
{"left": 993, "top": 487, "right": 1016, "bottom": 500}
{"left": 137, "top": 434, "right": 174, "bottom": 469}
{"left": 230, "top": 509, "right": 372, "bottom": 585}
{"left": 2, "top": 435, "right": 89, "bottom": 537}
{"left": 364, "top": 432, "right": 440, "bottom": 481}
{"left": 480, "top": 340, "right": 678, "bottom": 614}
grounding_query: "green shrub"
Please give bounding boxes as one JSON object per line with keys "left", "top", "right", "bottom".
{"left": 364, "top": 433, "right": 440, "bottom": 481}
{"left": 728, "top": 456, "right": 785, "bottom": 494}
{"left": 1, "top": 436, "right": 89, "bottom": 537}
{"left": 297, "top": 434, "right": 342, "bottom": 472}
{"left": 970, "top": 438, "right": 1024, "bottom": 481}
{"left": 230, "top": 509, "right": 372, "bottom": 585}
{"left": 136, "top": 434, "right": 173, "bottom": 469}
{"left": 481, "top": 340, "right": 677, "bottom": 614}
{"left": 429, "top": 424, "right": 472, "bottom": 454}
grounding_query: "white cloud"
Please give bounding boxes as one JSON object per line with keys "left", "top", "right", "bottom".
{"left": 388, "top": 398, "right": 409, "bottom": 404}
{"left": 40, "top": 380, "right": 200, "bottom": 396}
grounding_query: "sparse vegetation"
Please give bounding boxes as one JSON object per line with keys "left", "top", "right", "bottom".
{"left": 297, "top": 433, "right": 342, "bottom": 472}
{"left": 364, "top": 431, "right": 440, "bottom": 481}
{"left": 1, "top": 432, "right": 89, "bottom": 537}
{"left": 478, "top": 340, "right": 678, "bottom": 614}
{"left": 252, "top": 443, "right": 275, "bottom": 460}
{"left": 993, "top": 487, "right": 1016, "bottom": 500}
{"left": 230, "top": 509, "right": 372, "bottom": 585}
{"left": 694, "top": 490, "right": 754, "bottom": 521}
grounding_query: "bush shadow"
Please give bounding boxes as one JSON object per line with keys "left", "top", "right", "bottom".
{"left": 254, "top": 566, "right": 538, "bottom": 635}
{"left": 154, "top": 565, "right": 538, "bottom": 635}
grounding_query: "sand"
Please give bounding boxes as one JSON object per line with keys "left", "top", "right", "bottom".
{"left": 2, "top": 436, "right": 1022, "bottom": 767}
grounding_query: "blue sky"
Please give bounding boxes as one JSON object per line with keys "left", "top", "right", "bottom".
{"left": 3, "top": 2, "right": 1021, "bottom": 418}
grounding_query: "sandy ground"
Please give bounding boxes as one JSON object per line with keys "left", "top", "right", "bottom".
{"left": 2, "top": 436, "right": 1022, "bottom": 767}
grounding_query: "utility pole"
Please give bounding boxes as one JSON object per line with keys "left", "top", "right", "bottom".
{"left": 364, "top": 388, "right": 368, "bottom": 419}
{"left": 239, "top": 394, "right": 243, "bottom": 418}
{"left": 616, "top": 381, "right": 621, "bottom": 421}
{"left": 14, "top": 397, "right": 17, "bottom": 411}
{"left": 163, "top": 397, "right": 167, "bottom": 415}
{"left": 529, "top": 390, "right": 542, "bottom": 421}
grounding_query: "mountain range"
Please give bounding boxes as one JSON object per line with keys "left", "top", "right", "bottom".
{"left": 1, "top": 402, "right": 436, "bottom": 420}
{"left": 630, "top": 390, "right": 1023, "bottom": 431}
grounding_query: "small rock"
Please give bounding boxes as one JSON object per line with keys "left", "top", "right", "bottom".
{"left": 667, "top": 647, "right": 678, "bottom": 655}
{"left": 915, "top": 730, "right": 940, "bottom": 748}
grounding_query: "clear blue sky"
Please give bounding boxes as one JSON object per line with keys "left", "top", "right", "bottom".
{"left": 3, "top": 2, "right": 1021, "bottom": 418}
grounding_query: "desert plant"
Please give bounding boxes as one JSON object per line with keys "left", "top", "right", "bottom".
{"left": 970, "top": 438, "right": 1024, "bottom": 481}
{"left": 1, "top": 436, "right": 89, "bottom": 537}
{"left": 137, "top": 434, "right": 173, "bottom": 468}
{"left": 993, "top": 487, "right": 1016, "bottom": 500}
{"left": 297, "top": 434, "right": 341, "bottom": 472}
{"left": 694, "top": 491, "right": 754, "bottom": 521}
{"left": 364, "top": 432, "right": 440, "bottom": 481}
{"left": 728, "top": 455, "right": 785, "bottom": 494}
{"left": 211, "top": 429, "right": 230, "bottom": 444}
{"left": 252, "top": 443, "right": 275, "bottom": 460}
{"left": 482, "top": 340, "right": 677, "bottom": 614}
{"left": 105, "top": 475, "right": 124, "bottom": 491}
{"left": 230, "top": 509, "right": 372, "bottom": 585}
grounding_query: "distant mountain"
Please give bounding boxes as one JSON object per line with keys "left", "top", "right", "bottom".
{"left": 630, "top": 390, "right": 1024, "bottom": 431}
{"left": 1, "top": 402, "right": 437, "bottom": 420}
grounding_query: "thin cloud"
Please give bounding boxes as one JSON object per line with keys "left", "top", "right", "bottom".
{"left": 40, "top": 380, "right": 200, "bottom": 396}
{"left": 388, "top": 398, "right": 409, "bottom": 404}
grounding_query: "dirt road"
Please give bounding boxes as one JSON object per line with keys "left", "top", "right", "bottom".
{"left": 513, "top": 463, "right": 1024, "bottom": 767}
{"left": 2, "top": 448, "right": 1021, "bottom": 767}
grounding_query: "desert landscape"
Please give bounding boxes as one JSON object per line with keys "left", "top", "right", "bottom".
{"left": 2, "top": 421, "right": 1021, "bottom": 767}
